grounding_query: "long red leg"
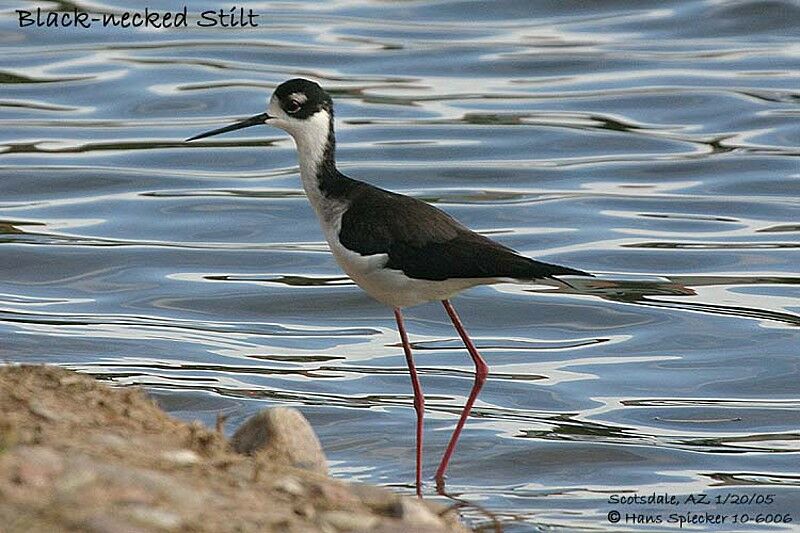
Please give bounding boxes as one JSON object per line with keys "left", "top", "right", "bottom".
{"left": 394, "top": 307, "right": 424, "bottom": 497}
{"left": 435, "top": 299, "right": 489, "bottom": 484}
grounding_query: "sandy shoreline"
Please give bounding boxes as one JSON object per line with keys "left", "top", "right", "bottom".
{"left": 0, "top": 365, "right": 468, "bottom": 532}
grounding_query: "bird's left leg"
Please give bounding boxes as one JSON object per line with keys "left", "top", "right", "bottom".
{"left": 394, "top": 307, "right": 424, "bottom": 497}
{"left": 435, "top": 299, "right": 489, "bottom": 484}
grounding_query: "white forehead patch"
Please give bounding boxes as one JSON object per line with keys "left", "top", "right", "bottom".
{"left": 288, "top": 92, "right": 308, "bottom": 104}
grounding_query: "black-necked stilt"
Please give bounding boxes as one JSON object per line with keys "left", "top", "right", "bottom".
{"left": 187, "top": 78, "right": 591, "bottom": 496}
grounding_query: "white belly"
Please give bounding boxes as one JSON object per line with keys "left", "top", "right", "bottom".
{"left": 328, "top": 241, "right": 488, "bottom": 308}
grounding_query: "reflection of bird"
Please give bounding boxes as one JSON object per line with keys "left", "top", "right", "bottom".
{"left": 187, "top": 78, "right": 591, "bottom": 496}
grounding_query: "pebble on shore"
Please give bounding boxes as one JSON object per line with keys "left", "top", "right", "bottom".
{"left": 0, "top": 365, "right": 468, "bottom": 533}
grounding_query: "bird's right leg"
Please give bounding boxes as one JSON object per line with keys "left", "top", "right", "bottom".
{"left": 394, "top": 307, "right": 424, "bottom": 497}
{"left": 435, "top": 299, "right": 489, "bottom": 486}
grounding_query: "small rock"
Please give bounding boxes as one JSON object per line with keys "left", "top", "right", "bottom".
{"left": 294, "top": 502, "right": 316, "bottom": 519}
{"left": 231, "top": 407, "right": 327, "bottom": 475}
{"left": 92, "top": 432, "right": 132, "bottom": 453}
{"left": 126, "top": 505, "right": 183, "bottom": 530}
{"left": 399, "top": 499, "right": 444, "bottom": 528}
{"left": 28, "top": 399, "right": 79, "bottom": 424}
{"left": 56, "top": 466, "right": 98, "bottom": 494}
{"left": 27, "top": 400, "right": 59, "bottom": 421}
{"left": 274, "top": 475, "right": 306, "bottom": 497}
{"left": 160, "top": 449, "right": 200, "bottom": 466}
{"left": 320, "top": 510, "right": 380, "bottom": 531}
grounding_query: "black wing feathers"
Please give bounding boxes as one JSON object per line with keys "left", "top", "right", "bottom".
{"left": 338, "top": 184, "right": 589, "bottom": 282}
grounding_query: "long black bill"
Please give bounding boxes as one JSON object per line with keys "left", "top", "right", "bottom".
{"left": 185, "top": 112, "right": 271, "bottom": 142}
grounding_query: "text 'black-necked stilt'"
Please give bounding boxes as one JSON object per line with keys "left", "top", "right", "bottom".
{"left": 187, "top": 78, "right": 591, "bottom": 496}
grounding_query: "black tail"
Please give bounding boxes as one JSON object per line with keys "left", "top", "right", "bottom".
{"left": 522, "top": 258, "right": 593, "bottom": 280}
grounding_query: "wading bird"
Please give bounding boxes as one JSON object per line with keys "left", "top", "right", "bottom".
{"left": 187, "top": 79, "right": 590, "bottom": 496}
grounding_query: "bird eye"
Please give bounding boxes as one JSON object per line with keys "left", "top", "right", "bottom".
{"left": 286, "top": 100, "right": 302, "bottom": 114}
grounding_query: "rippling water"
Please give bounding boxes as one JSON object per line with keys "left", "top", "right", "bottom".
{"left": 2, "top": 0, "right": 799, "bottom": 530}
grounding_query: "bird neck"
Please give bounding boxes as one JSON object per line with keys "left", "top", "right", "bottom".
{"left": 291, "top": 110, "right": 346, "bottom": 206}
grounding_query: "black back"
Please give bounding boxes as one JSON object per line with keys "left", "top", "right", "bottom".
{"left": 339, "top": 183, "right": 589, "bottom": 282}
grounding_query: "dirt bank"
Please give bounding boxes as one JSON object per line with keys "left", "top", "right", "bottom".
{"left": 0, "top": 365, "right": 468, "bottom": 533}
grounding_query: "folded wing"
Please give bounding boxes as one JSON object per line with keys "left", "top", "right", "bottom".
{"left": 338, "top": 185, "right": 589, "bottom": 282}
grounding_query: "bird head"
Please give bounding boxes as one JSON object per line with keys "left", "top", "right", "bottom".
{"left": 186, "top": 78, "right": 333, "bottom": 142}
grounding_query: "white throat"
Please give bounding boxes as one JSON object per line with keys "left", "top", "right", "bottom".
{"left": 283, "top": 110, "right": 333, "bottom": 208}
{"left": 280, "top": 109, "right": 347, "bottom": 254}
